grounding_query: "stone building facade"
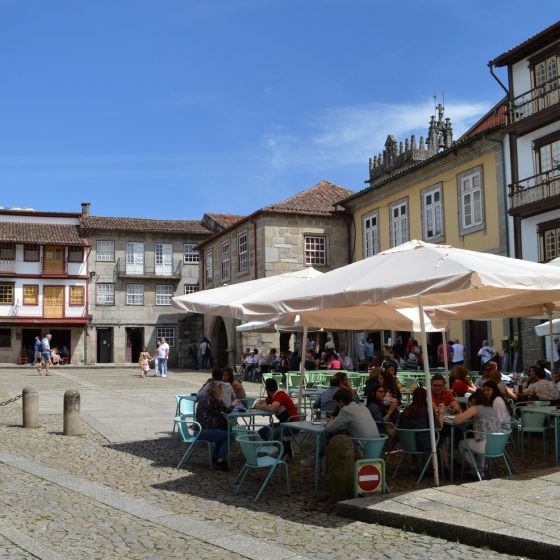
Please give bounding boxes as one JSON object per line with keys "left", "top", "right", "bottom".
{"left": 80, "top": 205, "right": 212, "bottom": 366}
{"left": 196, "top": 181, "right": 353, "bottom": 366}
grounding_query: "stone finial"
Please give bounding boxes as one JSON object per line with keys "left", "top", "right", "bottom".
{"left": 411, "top": 135, "right": 416, "bottom": 151}
{"left": 399, "top": 141, "right": 404, "bottom": 155}
{"left": 419, "top": 136, "right": 425, "bottom": 151}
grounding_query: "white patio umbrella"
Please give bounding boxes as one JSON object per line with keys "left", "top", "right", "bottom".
{"left": 240, "top": 240, "right": 560, "bottom": 486}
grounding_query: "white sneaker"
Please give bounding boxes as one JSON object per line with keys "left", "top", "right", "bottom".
{"left": 162, "top": 374, "right": 167, "bottom": 377}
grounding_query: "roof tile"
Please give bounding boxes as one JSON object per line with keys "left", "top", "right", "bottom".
{"left": 81, "top": 216, "right": 211, "bottom": 235}
{"left": 0, "top": 223, "right": 86, "bottom": 246}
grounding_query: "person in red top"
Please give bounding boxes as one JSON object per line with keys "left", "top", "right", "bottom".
{"left": 451, "top": 365, "right": 476, "bottom": 397}
{"left": 431, "top": 374, "right": 461, "bottom": 413}
{"left": 254, "top": 378, "right": 299, "bottom": 458}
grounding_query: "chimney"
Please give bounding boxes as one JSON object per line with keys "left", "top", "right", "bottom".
{"left": 81, "top": 202, "right": 90, "bottom": 216}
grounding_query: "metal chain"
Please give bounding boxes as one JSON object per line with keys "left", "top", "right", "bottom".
{"left": 0, "top": 394, "right": 23, "bottom": 407}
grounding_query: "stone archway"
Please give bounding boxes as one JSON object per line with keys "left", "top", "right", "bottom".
{"left": 210, "top": 316, "right": 229, "bottom": 368}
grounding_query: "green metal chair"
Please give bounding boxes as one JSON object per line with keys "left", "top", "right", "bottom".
{"left": 351, "top": 434, "right": 390, "bottom": 493}
{"left": 520, "top": 408, "right": 549, "bottom": 458}
{"left": 172, "top": 395, "right": 196, "bottom": 438}
{"left": 175, "top": 419, "right": 214, "bottom": 470}
{"left": 234, "top": 436, "right": 290, "bottom": 502}
{"left": 460, "top": 429, "right": 515, "bottom": 482}
{"left": 393, "top": 428, "right": 441, "bottom": 485}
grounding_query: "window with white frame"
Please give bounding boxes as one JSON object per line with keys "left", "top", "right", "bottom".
{"left": 96, "top": 283, "right": 114, "bottom": 305}
{"left": 204, "top": 250, "right": 213, "bottom": 285}
{"left": 362, "top": 211, "right": 379, "bottom": 258}
{"left": 458, "top": 167, "right": 484, "bottom": 234}
{"left": 126, "top": 284, "right": 144, "bottom": 305}
{"left": 156, "top": 327, "right": 175, "bottom": 347}
{"left": 96, "top": 240, "right": 115, "bottom": 262}
{"left": 156, "top": 284, "right": 173, "bottom": 305}
{"left": 238, "top": 232, "right": 248, "bottom": 272}
{"left": 0, "top": 283, "right": 14, "bottom": 305}
{"left": 390, "top": 200, "right": 408, "bottom": 247}
{"left": 538, "top": 219, "right": 560, "bottom": 262}
{"left": 184, "top": 282, "right": 200, "bottom": 295}
{"left": 422, "top": 184, "right": 443, "bottom": 241}
{"left": 221, "top": 242, "right": 230, "bottom": 281}
{"left": 183, "top": 243, "right": 199, "bottom": 263}
{"left": 304, "top": 236, "right": 327, "bottom": 266}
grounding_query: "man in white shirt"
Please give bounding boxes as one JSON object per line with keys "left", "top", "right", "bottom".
{"left": 477, "top": 340, "right": 495, "bottom": 366}
{"left": 158, "top": 337, "right": 170, "bottom": 377}
{"left": 451, "top": 339, "right": 465, "bottom": 366}
{"left": 325, "top": 336, "right": 336, "bottom": 352}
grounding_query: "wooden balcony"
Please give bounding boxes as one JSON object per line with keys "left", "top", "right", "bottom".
{"left": 508, "top": 170, "right": 560, "bottom": 216}
{"left": 506, "top": 77, "right": 560, "bottom": 126}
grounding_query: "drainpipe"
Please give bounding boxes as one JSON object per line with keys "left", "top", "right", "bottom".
{"left": 488, "top": 62, "right": 510, "bottom": 97}
{"left": 250, "top": 219, "right": 258, "bottom": 279}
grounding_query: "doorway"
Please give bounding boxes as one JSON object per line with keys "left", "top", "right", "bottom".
{"left": 21, "top": 328, "right": 42, "bottom": 363}
{"left": 97, "top": 328, "right": 113, "bottom": 363}
{"left": 211, "top": 317, "right": 228, "bottom": 368}
{"left": 467, "top": 320, "right": 489, "bottom": 371}
{"left": 125, "top": 327, "right": 144, "bottom": 363}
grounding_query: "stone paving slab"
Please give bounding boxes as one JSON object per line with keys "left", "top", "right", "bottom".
{"left": 337, "top": 472, "right": 560, "bottom": 559}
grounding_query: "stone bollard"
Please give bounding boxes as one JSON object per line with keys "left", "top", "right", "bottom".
{"left": 63, "top": 389, "right": 80, "bottom": 436}
{"left": 325, "top": 434, "right": 355, "bottom": 500}
{"left": 22, "top": 386, "right": 39, "bottom": 428}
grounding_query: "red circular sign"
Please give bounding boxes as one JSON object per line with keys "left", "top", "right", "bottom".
{"left": 357, "top": 463, "right": 381, "bottom": 492}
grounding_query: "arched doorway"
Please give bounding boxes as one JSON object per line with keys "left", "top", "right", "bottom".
{"left": 211, "top": 317, "right": 229, "bottom": 368}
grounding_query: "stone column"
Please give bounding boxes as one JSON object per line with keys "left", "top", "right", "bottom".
{"left": 22, "top": 387, "right": 39, "bottom": 428}
{"left": 63, "top": 389, "right": 81, "bottom": 436}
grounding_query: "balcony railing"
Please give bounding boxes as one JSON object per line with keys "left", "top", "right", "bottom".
{"left": 0, "top": 302, "right": 87, "bottom": 319}
{"left": 114, "top": 258, "right": 183, "bottom": 279}
{"left": 508, "top": 170, "right": 560, "bottom": 209}
{"left": 0, "top": 259, "right": 16, "bottom": 274}
{"left": 506, "top": 76, "right": 560, "bottom": 125}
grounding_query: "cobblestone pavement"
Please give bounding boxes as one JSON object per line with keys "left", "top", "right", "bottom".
{"left": 0, "top": 367, "right": 524, "bottom": 559}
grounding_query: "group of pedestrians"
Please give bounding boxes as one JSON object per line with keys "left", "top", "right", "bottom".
{"left": 138, "top": 337, "right": 169, "bottom": 378}
{"left": 34, "top": 333, "right": 52, "bottom": 375}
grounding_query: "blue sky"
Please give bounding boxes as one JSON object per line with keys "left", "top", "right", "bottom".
{"left": 0, "top": 1, "right": 558, "bottom": 219}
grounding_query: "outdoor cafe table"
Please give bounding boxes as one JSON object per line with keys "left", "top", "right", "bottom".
{"left": 288, "top": 387, "right": 322, "bottom": 415}
{"left": 281, "top": 420, "right": 327, "bottom": 494}
{"left": 444, "top": 414, "right": 471, "bottom": 481}
{"left": 520, "top": 405, "right": 560, "bottom": 466}
{"left": 222, "top": 409, "right": 274, "bottom": 468}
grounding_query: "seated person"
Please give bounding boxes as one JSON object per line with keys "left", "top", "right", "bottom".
{"left": 404, "top": 352, "right": 419, "bottom": 370}
{"left": 525, "top": 366, "right": 560, "bottom": 402}
{"left": 326, "top": 388, "right": 379, "bottom": 440}
{"left": 451, "top": 365, "right": 476, "bottom": 396}
{"left": 195, "top": 381, "right": 235, "bottom": 471}
{"left": 198, "top": 367, "right": 236, "bottom": 407}
{"left": 431, "top": 374, "right": 461, "bottom": 413}
{"left": 398, "top": 387, "right": 442, "bottom": 452}
{"left": 303, "top": 351, "right": 316, "bottom": 371}
{"left": 313, "top": 376, "right": 341, "bottom": 417}
{"left": 59, "top": 345, "right": 69, "bottom": 358}
{"left": 222, "top": 366, "right": 247, "bottom": 404}
{"left": 340, "top": 351, "right": 353, "bottom": 371}
{"left": 50, "top": 348, "right": 61, "bottom": 365}
{"left": 254, "top": 378, "right": 299, "bottom": 458}
{"left": 327, "top": 353, "right": 341, "bottom": 370}
{"left": 366, "top": 384, "right": 399, "bottom": 434}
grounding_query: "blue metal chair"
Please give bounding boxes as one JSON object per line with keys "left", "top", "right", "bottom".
{"left": 520, "top": 408, "right": 549, "bottom": 458}
{"left": 175, "top": 419, "right": 213, "bottom": 470}
{"left": 173, "top": 395, "right": 196, "bottom": 438}
{"left": 460, "top": 429, "right": 515, "bottom": 481}
{"left": 235, "top": 436, "right": 290, "bottom": 502}
{"left": 393, "top": 428, "right": 441, "bottom": 484}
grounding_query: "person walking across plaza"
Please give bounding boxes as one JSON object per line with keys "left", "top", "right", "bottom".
{"left": 477, "top": 340, "right": 496, "bottom": 368}
{"left": 158, "top": 337, "right": 169, "bottom": 377}
{"left": 32, "top": 336, "right": 42, "bottom": 366}
{"left": 138, "top": 346, "right": 154, "bottom": 378}
{"left": 451, "top": 339, "right": 465, "bottom": 366}
{"left": 37, "top": 333, "right": 52, "bottom": 376}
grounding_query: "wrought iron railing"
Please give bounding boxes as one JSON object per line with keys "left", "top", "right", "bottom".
{"left": 508, "top": 170, "right": 560, "bottom": 208}
{"left": 506, "top": 76, "right": 560, "bottom": 125}
{"left": 114, "top": 258, "right": 183, "bottom": 278}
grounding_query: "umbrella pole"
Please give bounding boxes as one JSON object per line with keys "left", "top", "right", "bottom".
{"left": 442, "top": 330, "right": 449, "bottom": 378}
{"left": 549, "top": 310, "right": 556, "bottom": 375}
{"left": 297, "top": 326, "right": 308, "bottom": 415}
{"left": 418, "top": 295, "right": 439, "bottom": 487}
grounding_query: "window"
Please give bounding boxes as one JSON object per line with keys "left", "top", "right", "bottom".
{"left": 304, "top": 236, "right": 327, "bottom": 266}
{"left": 156, "top": 327, "right": 175, "bottom": 347}
{"left": 458, "top": 167, "right": 484, "bottom": 234}
{"left": 184, "top": 282, "right": 200, "bottom": 295}
{"left": 538, "top": 219, "right": 560, "bottom": 262}
{"left": 204, "top": 250, "right": 213, "bottom": 285}
{"left": 96, "top": 240, "right": 115, "bottom": 262}
{"left": 126, "top": 242, "right": 144, "bottom": 274}
{"left": 221, "top": 242, "right": 231, "bottom": 281}
{"left": 0, "top": 328, "right": 11, "bottom": 348}
{"left": 70, "top": 286, "right": 85, "bottom": 306}
{"left": 535, "top": 132, "right": 560, "bottom": 175}
{"left": 422, "top": 184, "right": 443, "bottom": 241}
{"left": 126, "top": 284, "right": 144, "bottom": 305}
{"left": 24, "top": 244, "right": 39, "bottom": 262}
{"left": 533, "top": 54, "right": 558, "bottom": 89}
{"left": 0, "top": 283, "right": 14, "bottom": 305}
{"left": 155, "top": 243, "right": 173, "bottom": 275}
{"left": 0, "top": 243, "right": 15, "bottom": 260}
{"left": 183, "top": 243, "right": 199, "bottom": 263}
{"left": 23, "top": 285, "right": 39, "bottom": 305}
{"left": 362, "top": 211, "right": 379, "bottom": 258}
{"left": 238, "top": 232, "right": 248, "bottom": 272}
{"left": 156, "top": 284, "right": 173, "bottom": 305}
{"left": 68, "top": 246, "right": 84, "bottom": 263}
{"left": 390, "top": 199, "right": 408, "bottom": 246}
{"left": 96, "top": 283, "right": 115, "bottom": 305}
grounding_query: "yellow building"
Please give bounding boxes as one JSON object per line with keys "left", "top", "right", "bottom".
{"left": 339, "top": 106, "right": 509, "bottom": 368}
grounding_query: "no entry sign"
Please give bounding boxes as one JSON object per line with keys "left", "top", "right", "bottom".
{"left": 354, "top": 459, "right": 384, "bottom": 496}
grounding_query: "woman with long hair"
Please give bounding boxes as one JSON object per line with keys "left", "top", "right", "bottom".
{"left": 366, "top": 384, "right": 398, "bottom": 435}
{"left": 451, "top": 365, "right": 476, "bottom": 396}
{"left": 482, "top": 380, "right": 512, "bottom": 425}
{"left": 398, "top": 387, "right": 442, "bottom": 452}
{"left": 381, "top": 364, "right": 402, "bottom": 403}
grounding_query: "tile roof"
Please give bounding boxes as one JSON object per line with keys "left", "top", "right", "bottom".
{"left": 204, "top": 214, "right": 246, "bottom": 228}
{"left": 81, "top": 216, "right": 211, "bottom": 235}
{"left": 264, "top": 180, "right": 353, "bottom": 215}
{"left": 0, "top": 223, "right": 86, "bottom": 246}
{"left": 489, "top": 20, "right": 560, "bottom": 67}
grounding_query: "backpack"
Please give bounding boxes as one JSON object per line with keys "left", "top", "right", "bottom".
{"left": 38, "top": 340, "right": 44, "bottom": 352}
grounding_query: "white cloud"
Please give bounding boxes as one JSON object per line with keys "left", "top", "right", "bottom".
{"left": 263, "top": 99, "right": 491, "bottom": 171}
